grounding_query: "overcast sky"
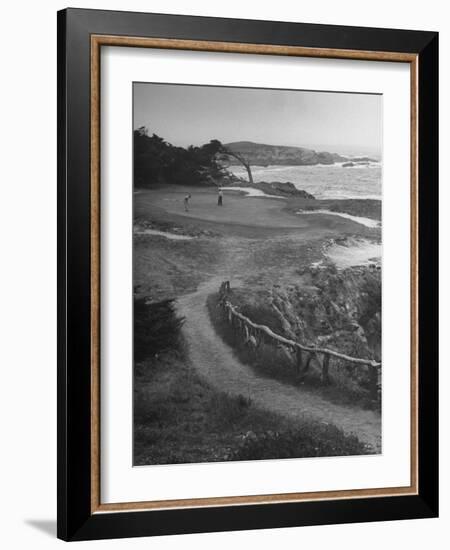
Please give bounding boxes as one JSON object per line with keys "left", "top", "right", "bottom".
{"left": 133, "top": 82, "right": 382, "bottom": 156}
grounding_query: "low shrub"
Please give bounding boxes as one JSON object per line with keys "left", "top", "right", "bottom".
{"left": 134, "top": 290, "right": 184, "bottom": 363}
{"left": 208, "top": 391, "right": 252, "bottom": 427}
{"left": 232, "top": 423, "right": 367, "bottom": 461}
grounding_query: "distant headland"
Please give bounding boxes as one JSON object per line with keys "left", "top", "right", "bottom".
{"left": 223, "top": 141, "right": 377, "bottom": 167}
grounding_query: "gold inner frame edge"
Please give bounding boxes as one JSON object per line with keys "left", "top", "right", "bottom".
{"left": 90, "top": 34, "right": 419, "bottom": 514}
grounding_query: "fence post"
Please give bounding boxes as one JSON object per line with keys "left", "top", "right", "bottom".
{"left": 322, "top": 354, "right": 330, "bottom": 385}
{"left": 368, "top": 366, "right": 379, "bottom": 400}
{"left": 297, "top": 356, "right": 314, "bottom": 379}
{"left": 296, "top": 348, "right": 303, "bottom": 378}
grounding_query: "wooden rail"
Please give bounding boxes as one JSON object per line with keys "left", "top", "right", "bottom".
{"left": 218, "top": 281, "right": 381, "bottom": 397}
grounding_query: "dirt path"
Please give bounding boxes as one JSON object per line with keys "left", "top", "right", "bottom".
{"left": 177, "top": 276, "right": 381, "bottom": 452}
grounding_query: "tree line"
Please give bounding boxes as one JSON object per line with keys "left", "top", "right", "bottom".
{"left": 134, "top": 126, "right": 253, "bottom": 187}
{"left": 134, "top": 127, "right": 226, "bottom": 187}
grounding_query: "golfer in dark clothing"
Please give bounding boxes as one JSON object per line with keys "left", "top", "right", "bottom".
{"left": 218, "top": 189, "right": 223, "bottom": 206}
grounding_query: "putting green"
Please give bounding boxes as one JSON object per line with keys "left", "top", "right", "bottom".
{"left": 135, "top": 187, "right": 309, "bottom": 229}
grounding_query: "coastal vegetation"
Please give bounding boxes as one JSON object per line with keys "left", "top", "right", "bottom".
{"left": 134, "top": 345, "right": 368, "bottom": 465}
{"left": 134, "top": 127, "right": 226, "bottom": 187}
{"left": 133, "top": 290, "right": 369, "bottom": 465}
{"left": 133, "top": 292, "right": 185, "bottom": 364}
{"left": 206, "top": 264, "right": 381, "bottom": 409}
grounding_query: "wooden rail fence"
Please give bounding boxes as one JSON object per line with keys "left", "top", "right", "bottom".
{"left": 218, "top": 281, "right": 381, "bottom": 399}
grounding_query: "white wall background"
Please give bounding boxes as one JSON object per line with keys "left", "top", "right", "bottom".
{"left": 0, "top": 1, "right": 447, "bottom": 548}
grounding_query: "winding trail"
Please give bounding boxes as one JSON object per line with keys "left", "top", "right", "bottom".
{"left": 177, "top": 277, "right": 382, "bottom": 453}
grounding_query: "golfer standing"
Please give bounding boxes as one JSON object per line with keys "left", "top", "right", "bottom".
{"left": 184, "top": 193, "right": 191, "bottom": 211}
{"left": 218, "top": 189, "right": 223, "bottom": 206}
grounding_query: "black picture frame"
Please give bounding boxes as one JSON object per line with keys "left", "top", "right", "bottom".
{"left": 57, "top": 7, "right": 438, "bottom": 541}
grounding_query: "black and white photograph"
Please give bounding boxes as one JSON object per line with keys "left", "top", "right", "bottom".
{"left": 133, "top": 83, "right": 382, "bottom": 466}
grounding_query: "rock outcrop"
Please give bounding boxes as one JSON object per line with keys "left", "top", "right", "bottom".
{"left": 268, "top": 266, "right": 381, "bottom": 363}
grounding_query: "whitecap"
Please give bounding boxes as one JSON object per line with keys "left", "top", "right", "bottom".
{"left": 325, "top": 239, "right": 381, "bottom": 269}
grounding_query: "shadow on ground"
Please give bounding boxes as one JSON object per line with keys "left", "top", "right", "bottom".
{"left": 25, "top": 519, "right": 56, "bottom": 538}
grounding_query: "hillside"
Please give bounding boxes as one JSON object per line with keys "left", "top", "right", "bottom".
{"left": 224, "top": 141, "right": 348, "bottom": 166}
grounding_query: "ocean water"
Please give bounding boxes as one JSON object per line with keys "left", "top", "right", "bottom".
{"left": 228, "top": 162, "right": 382, "bottom": 200}
{"left": 325, "top": 238, "right": 381, "bottom": 269}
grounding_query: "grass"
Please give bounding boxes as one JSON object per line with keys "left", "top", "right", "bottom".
{"left": 284, "top": 197, "right": 382, "bottom": 221}
{"left": 133, "top": 233, "right": 223, "bottom": 302}
{"left": 133, "top": 342, "right": 370, "bottom": 466}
